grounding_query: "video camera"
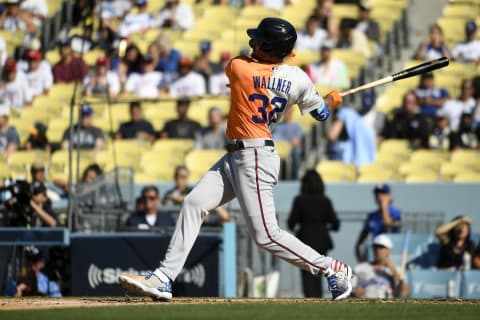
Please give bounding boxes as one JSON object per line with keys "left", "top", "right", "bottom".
{"left": 0, "top": 179, "right": 33, "bottom": 227}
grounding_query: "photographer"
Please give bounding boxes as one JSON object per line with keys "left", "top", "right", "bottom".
{"left": 29, "top": 182, "right": 59, "bottom": 228}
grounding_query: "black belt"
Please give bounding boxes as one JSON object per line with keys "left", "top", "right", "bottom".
{"left": 226, "top": 140, "right": 274, "bottom": 153}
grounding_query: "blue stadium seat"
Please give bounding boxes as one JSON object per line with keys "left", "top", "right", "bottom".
{"left": 461, "top": 270, "right": 480, "bottom": 298}
{"left": 408, "top": 269, "right": 461, "bottom": 298}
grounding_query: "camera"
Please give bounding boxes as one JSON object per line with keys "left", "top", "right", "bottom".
{"left": 0, "top": 179, "right": 33, "bottom": 226}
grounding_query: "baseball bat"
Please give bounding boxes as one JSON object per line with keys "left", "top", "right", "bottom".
{"left": 339, "top": 57, "right": 450, "bottom": 97}
{"left": 394, "top": 231, "right": 410, "bottom": 297}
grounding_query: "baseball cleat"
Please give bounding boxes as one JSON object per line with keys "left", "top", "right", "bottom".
{"left": 118, "top": 272, "right": 172, "bottom": 301}
{"left": 326, "top": 260, "right": 353, "bottom": 300}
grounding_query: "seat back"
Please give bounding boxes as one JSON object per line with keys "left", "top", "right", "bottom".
{"left": 408, "top": 269, "right": 461, "bottom": 298}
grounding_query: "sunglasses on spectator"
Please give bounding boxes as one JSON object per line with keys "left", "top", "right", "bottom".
{"left": 145, "top": 195, "right": 158, "bottom": 200}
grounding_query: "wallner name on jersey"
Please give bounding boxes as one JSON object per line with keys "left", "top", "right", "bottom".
{"left": 253, "top": 75, "right": 292, "bottom": 95}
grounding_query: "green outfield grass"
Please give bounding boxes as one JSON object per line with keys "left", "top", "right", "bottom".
{"left": 1, "top": 300, "right": 480, "bottom": 320}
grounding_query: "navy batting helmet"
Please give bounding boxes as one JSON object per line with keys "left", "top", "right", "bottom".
{"left": 247, "top": 17, "right": 297, "bottom": 59}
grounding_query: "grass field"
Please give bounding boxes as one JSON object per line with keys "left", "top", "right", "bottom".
{"left": 1, "top": 298, "right": 479, "bottom": 320}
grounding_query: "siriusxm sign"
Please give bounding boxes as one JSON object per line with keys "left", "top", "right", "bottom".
{"left": 71, "top": 234, "right": 220, "bottom": 296}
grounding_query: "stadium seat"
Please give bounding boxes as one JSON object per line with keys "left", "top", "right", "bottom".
{"left": 185, "top": 149, "right": 225, "bottom": 182}
{"left": 321, "top": 171, "right": 356, "bottom": 183}
{"left": 134, "top": 172, "right": 161, "bottom": 184}
{"left": 453, "top": 172, "right": 480, "bottom": 182}
{"left": 378, "top": 139, "right": 410, "bottom": 158}
{"left": 316, "top": 161, "right": 357, "bottom": 181}
{"left": 410, "top": 150, "right": 449, "bottom": 162}
{"left": 152, "top": 139, "right": 195, "bottom": 155}
{"left": 408, "top": 269, "right": 461, "bottom": 298}
{"left": 0, "top": 162, "right": 9, "bottom": 179}
{"left": 443, "top": 4, "right": 479, "bottom": 19}
{"left": 461, "top": 270, "right": 480, "bottom": 298}
{"left": 375, "top": 152, "right": 405, "bottom": 168}
{"left": 358, "top": 163, "right": 396, "bottom": 176}
{"left": 47, "top": 119, "right": 69, "bottom": 143}
{"left": 140, "top": 162, "right": 176, "bottom": 182}
{"left": 450, "top": 150, "right": 480, "bottom": 169}
{"left": 357, "top": 170, "right": 398, "bottom": 183}
{"left": 7, "top": 151, "right": 50, "bottom": 175}
{"left": 274, "top": 141, "right": 292, "bottom": 160}
{"left": 439, "top": 162, "right": 472, "bottom": 179}
{"left": 239, "top": 6, "right": 279, "bottom": 19}
{"left": 405, "top": 172, "right": 439, "bottom": 183}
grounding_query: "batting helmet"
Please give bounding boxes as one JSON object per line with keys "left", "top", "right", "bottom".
{"left": 247, "top": 17, "right": 297, "bottom": 59}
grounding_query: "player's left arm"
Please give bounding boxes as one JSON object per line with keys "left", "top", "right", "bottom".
{"left": 309, "top": 91, "right": 342, "bottom": 121}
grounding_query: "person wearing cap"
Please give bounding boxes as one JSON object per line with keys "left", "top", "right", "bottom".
{"left": 117, "top": 0, "right": 155, "bottom": 37}
{"left": 352, "top": 234, "right": 408, "bottom": 298}
{"left": 124, "top": 54, "right": 163, "bottom": 99}
{"left": 208, "top": 51, "right": 231, "bottom": 95}
{"left": 336, "top": 17, "right": 372, "bottom": 58}
{"left": 415, "top": 24, "right": 452, "bottom": 61}
{"left": 24, "top": 49, "right": 53, "bottom": 98}
{"left": 70, "top": 21, "right": 97, "bottom": 54}
{"left": 355, "top": 184, "right": 402, "bottom": 262}
{"left": 355, "top": 0, "right": 380, "bottom": 44}
{"left": 436, "top": 215, "right": 476, "bottom": 269}
{"left": 83, "top": 56, "right": 120, "bottom": 98}
{"left": 415, "top": 71, "right": 450, "bottom": 118}
{"left": 0, "top": 57, "right": 32, "bottom": 110}
{"left": 0, "top": 104, "right": 19, "bottom": 157}
{"left": 452, "top": 20, "right": 480, "bottom": 63}
{"left": 117, "top": 101, "right": 156, "bottom": 142}
{"left": 295, "top": 15, "right": 328, "bottom": 52}
{"left": 168, "top": 56, "right": 206, "bottom": 97}
{"left": 0, "top": 0, "right": 35, "bottom": 32}
{"left": 52, "top": 38, "right": 89, "bottom": 83}
{"left": 155, "top": 0, "right": 195, "bottom": 31}
{"left": 28, "top": 181, "right": 59, "bottom": 228}
{"left": 61, "top": 104, "right": 105, "bottom": 151}
{"left": 4, "top": 246, "right": 62, "bottom": 297}
{"left": 161, "top": 96, "right": 201, "bottom": 139}
{"left": 306, "top": 40, "right": 350, "bottom": 89}
{"left": 193, "top": 40, "right": 215, "bottom": 89}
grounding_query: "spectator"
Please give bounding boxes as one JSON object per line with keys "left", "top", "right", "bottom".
{"left": 452, "top": 21, "right": 480, "bottom": 63}
{"left": 441, "top": 79, "right": 476, "bottom": 132}
{"left": 20, "top": 0, "right": 48, "bottom": 28}
{"left": 0, "top": 104, "right": 19, "bottom": 158}
{"left": 126, "top": 186, "right": 176, "bottom": 229}
{"left": 117, "top": 0, "right": 155, "bottom": 37}
{"left": 352, "top": 234, "right": 408, "bottom": 298}
{"left": 70, "top": 22, "right": 97, "bottom": 54}
{"left": 162, "top": 166, "right": 192, "bottom": 207}
{"left": 384, "top": 91, "right": 430, "bottom": 149}
{"left": 360, "top": 89, "right": 387, "bottom": 144}
{"left": 0, "top": 57, "right": 32, "bottom": 110}
{"left": 168, "top": 56, "right": 206, "bottom": 97}
{"left": 415, "top": 24, "right": 452, "bottom": 61}
{"left": 193, "top": 40, "right": 215, "bottom": 89}
{"left": 117, "top": 101, "right": 156, "bottom": 142}
{"left": 355, "top": 184, "right": 401, "bottom": 262}
{"left": 287, "top": 170, "right": 340, "bottom": 297}
{"left": 272, "top": 108, "right": 303, "bottom": 179}
{"left": 24, "top": 49, "right": 53, "bottom": 98}
{"left": 83, "top": 56, "right": 120, "bottom": 98}
{"left": 195, "top": 106, "right": 227, "bottom": 150}
{"left": 306, "top": 40, "right": 349, "bottom": 89}
{"left": 97, "top": 11, "right": 118, "bottom": 53}
{"left": 295, "top": 15, "right": 328, "bottom": 52}
{"left": 161, "top": 97, "right": 201, "bottom": 139}
{"left": 327, "top": 107, "right": 376, "bottom": 167}
{"left": 30, "top": 162, "right": 67, "bottom": 200}
{"left": 61, "top": 104, "right": 105, "bottom": 152}
{"left": 415, "top": 72, "right": 450, "bottom": 118}
{"left": 355, "top": 0, "right": 380, "bottom": 44}
{"left": 436, "top": 215, "right": 476, "bottom": 269}
{"left": 473, "top": 244, "right": 480, "bottom": 269}
{"left": 313, "top": 0, "right": 338, "bottom": 39}
{"left": 124, "top": 55, "right": 163, "bottom": 99}
{"left": 155, "top": 0, "right": 195, "bottom": 31}
{"left": 52, "top": 38, "right": 89, "bottom": 83}
{"left": 17, "top": 38, "right": 51, "bottom": 75}
{"left": 244, "top": 0, "right": 292, "bottom": 10}
{"left": 25, "top": 122, "right": 50, "bottom": 153}
{"left": 209, "top": 51, "right": 231, "bottom": 95}
{"left": 81, "top": 163, "right": 104, "bottom": 184}
{"left": 337, "top": 18, "right": 372, "bottom": 58}
{"left": 429, "top": 110, "right": 451, "bottom": 151}
{"left": 154, "top": 35, "right": 181, "bottom": 76}
{"left": 0, "top": 36, "right": 6, "bottom": 68}
{"left": 0, "top": 0, "right": 35, "bottom": 33}
{"left": 117, "top": 43, "right": 143, "bottom": 86}
{"left": 4, "top": 246, "right": 61, "bottom": 297}
{"left": 28, "top": 181, "right": 59, "bottom": 227}
{"left": 450, "top": 111, "right": 478, "bottom": 150}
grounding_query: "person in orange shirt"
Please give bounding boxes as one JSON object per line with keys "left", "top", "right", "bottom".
{"left": 119, "top": 17, "right": 352, "bottom": 301}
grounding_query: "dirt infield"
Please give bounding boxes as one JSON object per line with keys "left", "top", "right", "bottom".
{"left": 0, "top": 297, "right": 477, "bottom": 311}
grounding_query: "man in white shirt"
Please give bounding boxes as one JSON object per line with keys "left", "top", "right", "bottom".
{"left": 441, "top": 79, "right": 477, "bottom": 131}
{"left": 24, "top": 49, "right": 53, "bottom": 98}
{"left": 452, "top": 21, "right": 480, "bottom": 63}
{"left": 117, "top": 0, "right": 155, "bottom": 37}
{"left": 295, "top": 15, "right": 328, "bottom": 52}
{"left": 155, "top": 0, "right": 195, "bottom": 31}
{"left": 307, "top": 41, "right": 350, "bottom": 89}
{"left": 83, "top": 56, "right": 120, "bottom": 98}
{"left": 168, "top": 57, "right": 206, "bottom": 97}
{"left": 125, "top": 55, "right": 163, "bottom": 99}
{"left": 0, "top": 58, "right": 32, "bottom": 110}
{"left": 208, "top": 52, "right": 231, "bottom": 95}
{"left": 20, "top": 0, "right": 48, "bottom": 28}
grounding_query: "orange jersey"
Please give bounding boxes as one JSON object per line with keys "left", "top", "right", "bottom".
{"left": 225, "top": 56, "right": 324, "bottom": 140}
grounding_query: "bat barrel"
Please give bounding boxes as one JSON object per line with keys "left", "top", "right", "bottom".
{"left": 392, "top": 57, "right": 449, "bottom": 81}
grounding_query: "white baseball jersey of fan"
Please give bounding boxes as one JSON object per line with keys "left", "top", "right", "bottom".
{"left": 125, "top": 71, "right": 163, "bottom": 98}
{"left": 168, "top": 71, "right": 206, "bottom": 97}
{"left": 25, "top": 66, "right": 54, "bottom": 97}
{"left": 0, "top": 72, "right": 32, "bottom": 109}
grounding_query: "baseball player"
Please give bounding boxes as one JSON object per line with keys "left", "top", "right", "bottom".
{"left": 119, "top": 17, "right": 353, "bottom": 301}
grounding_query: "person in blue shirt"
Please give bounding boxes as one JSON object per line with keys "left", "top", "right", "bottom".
{"left": 355, "top": 184, "right": 402, "bottom": 262}
{"left": 415, "top": 72, "right": 450, "bottom": 118}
